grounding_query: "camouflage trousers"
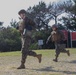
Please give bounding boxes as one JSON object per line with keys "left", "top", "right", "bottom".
{"left": 55, "top": 43, "right": 67, "bottom": 57}
{"left": 21, "top": 30, "right": 37, "bottom": 63}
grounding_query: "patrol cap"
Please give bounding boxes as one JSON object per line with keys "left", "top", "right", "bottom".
{"left": 18, "top": 9, "right": 26, "bottom": 15}
{"left": 52, "top": 24, "right": 58, "bottom": 28}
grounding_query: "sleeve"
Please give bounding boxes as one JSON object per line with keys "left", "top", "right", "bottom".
{"left": 46, "top": 34, "right": 51, "bottom": 44}
{"left": 47, "top": 35, "right": 51, "bottom": 41}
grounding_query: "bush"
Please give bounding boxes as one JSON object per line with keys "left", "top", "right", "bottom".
{"left": 30, "top": 42, "right": 38, "bottom": 50}
{"left": 0, "top": 27, "right": 21, "bottom": 52}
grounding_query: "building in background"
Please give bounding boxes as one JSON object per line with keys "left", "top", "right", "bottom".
{"left": 62, "top": 30, "right": 76, "bottom": 48}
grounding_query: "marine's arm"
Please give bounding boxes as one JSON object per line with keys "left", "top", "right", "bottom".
{"left": 46, "top": 34, "right": 51, "bottom": 44}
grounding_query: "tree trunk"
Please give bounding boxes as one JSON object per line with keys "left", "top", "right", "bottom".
{"left": 55, "top": 16, "right": 57, "bottom": 25}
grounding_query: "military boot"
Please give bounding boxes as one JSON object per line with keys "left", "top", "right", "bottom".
{"left": 53, "top": 58, "right": 58, "bottom": 62}
{"left": 17, "top": 63, "right": 25, "bottom": 69}
{"left": 36, "top": 54, "right": 42, "bottom": 63}
{"left": 53, "top": 54, "right": 58, "bottom": 62}
{"left": 67, "top": 50, "right": 70, "bottom": 56}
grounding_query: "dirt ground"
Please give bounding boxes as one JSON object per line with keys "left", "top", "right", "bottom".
{"left": 0, "top": 52, "right": 76, "bottom": 75}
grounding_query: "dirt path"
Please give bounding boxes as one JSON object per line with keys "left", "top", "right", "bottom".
{"left": 0, "top": 53, "right": 76, "bottom": 75}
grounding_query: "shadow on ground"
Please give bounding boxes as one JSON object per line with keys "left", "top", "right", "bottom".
{"left": 59, "top": 60, "right": 76, "bottom": 64}
{"left": 69, "top": 60, "right": 76, "bottom": 64}
{"left": 28, "top": 66, "right": 76, "bottom": 75}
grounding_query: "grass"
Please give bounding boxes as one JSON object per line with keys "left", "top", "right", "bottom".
{"left": 68, "top": 48, "right": 76, "bottom": 53}
{"left": 36, "top": 74, "right": 62, "bottom": 75}
{"left": 0, "top": 48, "right": 76, "bottom": 57}
{"left": 0, "top": 51, "right": 21, "bottom": 57}
{"left": 0, "top": 48, "right": 76, "bottom": 75}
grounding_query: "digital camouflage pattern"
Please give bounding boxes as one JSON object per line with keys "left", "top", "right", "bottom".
{"left": 51, "top": 30, "right": 65, "bottom": 43}
{"left": 47, "top": 29, "right": 70, "bottom": 62}
{"left": 17, "top": 17, "right": 42, "bottom": 69}
{"left": 18, "top": 19, "right": 25, "bottom": 34}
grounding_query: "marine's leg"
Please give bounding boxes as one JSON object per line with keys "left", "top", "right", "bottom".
{"left": 61, "top": 49, "right": 70, "bottom": 56}
{"left": 17, "top": 37, "right": 27, "bottom": 69}
{"left": 60, "top": 44, "right": 70, "bottom": 56}
{"left": 53, "top": 51, "right": 60, "bottom": 62}
{"left": 53, "top": 44, "right": 60, "bottom": 62}
{"left": 17, "top": 51, "right": 27, "bottom": 69}
{"left": 66, "top": 50, "right": 70, "bottom": 56}
{"left": 25, "top": 36, "right": 42, "bottom": 63}
{"left": 28, "top": 51, "right": 42, "bottom": 63}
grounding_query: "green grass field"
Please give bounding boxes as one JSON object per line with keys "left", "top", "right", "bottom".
{"left": 0, "top": 48, "right": 76, "bottom": 75}
{"left": 0, "top": 48, "right": 76, "bottom": 57}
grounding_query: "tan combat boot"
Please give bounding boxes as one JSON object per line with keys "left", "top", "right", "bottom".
{"left": 17, "top": 64, "right": 25, "bottom": 69}
{"left": 67, "top": 50, "right": 70, "bottom": 56}
{"left": 36, "top": 54, "right": 42, "bottom": 63}
{"left": 53, "top": 59, "right": 58, "bottom": 62}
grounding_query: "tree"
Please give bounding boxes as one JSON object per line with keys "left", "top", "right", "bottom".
{"left": 47, "top": 1, "right": 66, "bottom": 25}
{"left": 59, "top": 0, "right": 76, "bottom": 30}
{"left": 10, "top": 19, "right": 18, "bottom": 28}
{"left": 0, "top": 22, "right": 3, "bottom": 25}
{"left": 27, "top": 1, "right": 69, "bottom": 30}
{"left": 0, "top": 27, "right": 21, "bottom": 52}
{"left": 0, "top": 22, "right": 4, "bottom": 27}
{"left": 27, "top": 1, "right": 52, "bottom": 31}
{"left": 69, "top": 0, "right": 76, "bottom": 30}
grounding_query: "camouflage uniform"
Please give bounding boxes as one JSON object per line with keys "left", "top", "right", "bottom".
{"left": 17, "top": 17, "right": 42, "bottom": 69}
{"left": 47, "top": 27, "right": 70, "bottom": 62}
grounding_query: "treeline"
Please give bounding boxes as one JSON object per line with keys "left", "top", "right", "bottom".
{"left": 0, "top": 27, "right": 21, "bottom": 52}
{"left": 0, "top": 0, "right": 76, "bottom": 52}
{"left": 0, "top": 27, "right": 52, "bottom": 52}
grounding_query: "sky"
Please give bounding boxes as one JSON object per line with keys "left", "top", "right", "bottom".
{"left": 0, "top": 0, "right": 63, "bottom": 27}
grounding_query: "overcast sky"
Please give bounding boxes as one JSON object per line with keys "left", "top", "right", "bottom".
{"left": 0, "top": 0, "right": 63, "bottom": 27}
